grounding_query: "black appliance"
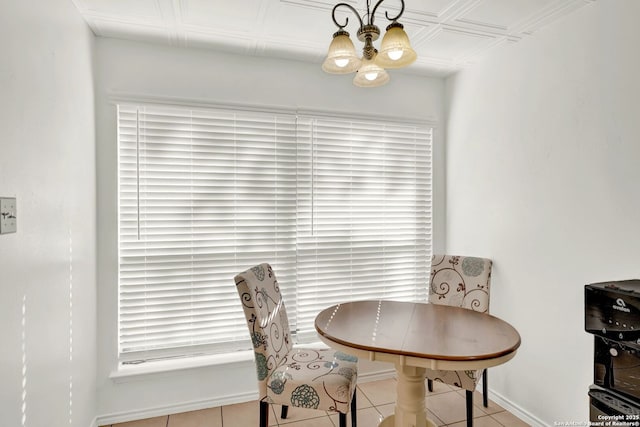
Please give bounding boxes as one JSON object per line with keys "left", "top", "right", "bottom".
{"left": 589, "top": 385, "right": 640, "bottom": 419}
{"left": 594, "top": 336, "right": 640, "bottom": 401}
{"left": 585, "top": 280, "right": 640, "bottom": 420}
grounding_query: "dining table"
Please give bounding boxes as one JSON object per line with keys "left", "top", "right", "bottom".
{"left": 314, "top": 300, "right": 521, "bottom": 427}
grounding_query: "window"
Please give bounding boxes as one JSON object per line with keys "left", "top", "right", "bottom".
{"left": 294, "top": 116, "right": 432, "bottom": 341}
{"left": 117, "top": 102, "right": 432, "bottom": 364}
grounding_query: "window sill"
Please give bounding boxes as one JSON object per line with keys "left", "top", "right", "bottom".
{"left": 110, "top": 350, "right": 255, "bottom": 383}
{"left": 109, "top": 342, "right": 330, "bottom": 383}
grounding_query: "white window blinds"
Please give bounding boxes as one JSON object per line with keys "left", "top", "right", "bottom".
{"left": 117, "top": 104, "right": 298, "bottom": 362}
{"left": 117, "top": 102, "right": 432, "bottom": 363}
{"left": 295, "top": 117, "right": 432, "bottom": 341}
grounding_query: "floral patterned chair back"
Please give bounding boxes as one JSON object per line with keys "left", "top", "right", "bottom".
{"left": 234, "top": 263, "right": 359, "bottom": 427}
{"left": 429, "top": 254, "right": 492, "bottom": 313}
{"left": 426, "top": 254, "right": 494, "bottom": 427}
{"left": 234, "top": 263, "right": 293, "bottom": 397}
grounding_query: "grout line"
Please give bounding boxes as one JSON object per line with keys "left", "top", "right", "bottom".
{"left": 489, "top": 410, "right": 508, "bottom": 427}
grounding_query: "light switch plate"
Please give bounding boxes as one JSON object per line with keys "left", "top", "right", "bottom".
{"left": 0, "top": 197, "right": 17, "bottom": 234}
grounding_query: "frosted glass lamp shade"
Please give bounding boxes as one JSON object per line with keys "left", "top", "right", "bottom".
{"left": 353, "top": 57, "right": 389, "bottom": 87}
{"left": 376, "top": 23, "right": 417, "bottom": 69}
{"left": 322, "top": 31, "right": 361, "bottom": 74}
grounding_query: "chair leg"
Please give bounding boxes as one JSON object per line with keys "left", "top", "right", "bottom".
{"left": 259, "top": 401, "right": 269, "bottom": 427}
{"left": 482, "top": 370, "right": 488, "bottom": 407}
{"left": 465, "top": 390, "right": 473, "bottom": 427}
{"left": 338, "top": 390, "right": 358, "bottom": 427}
{"left": 427, "top": 378, "right": 433, "bottom": 392}
{"left": 339, "top": 412, "right": 347, "bottom": 427}
{"left": 281, "top": 404, "right": 289, "bottom": 419}
{"left": 351, "top": 389, "right": 357, "bottom": 427}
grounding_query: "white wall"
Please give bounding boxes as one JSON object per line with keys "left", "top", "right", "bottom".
{"left": 94, "top": 38, "right": 446, "bottom": 421}
{"left": 445, "top": 0, "right": 640, "bottom": 424}
{"left": 0, "top": 1, "right": 97, "bottom": 427}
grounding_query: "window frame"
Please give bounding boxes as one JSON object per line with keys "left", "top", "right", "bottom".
{"left": 114, "top": 98, "right": 434, "bottom": 366}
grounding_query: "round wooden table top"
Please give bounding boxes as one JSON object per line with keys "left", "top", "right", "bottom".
{"left": 315, "top": 300, "right": 521, "bottom": 362}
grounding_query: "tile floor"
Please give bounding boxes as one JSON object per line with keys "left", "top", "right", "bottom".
{"left": 102, "top": 378, "right": 530, "bottom": 427}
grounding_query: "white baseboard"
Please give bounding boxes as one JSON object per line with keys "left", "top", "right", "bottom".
{"left": 96, "top": 390, "right": 259, "bottom": 426}
{"left": 95, "top": 369, "right": 395, "bottom": 426}
{"left": 487, "top": 387, "right": 547, "bottom": 427}
{"left": 359, "top": 367, "right": 396, "bottom": 383}
{"left": 89, "top": 416, "right": 98, "bottom": 427}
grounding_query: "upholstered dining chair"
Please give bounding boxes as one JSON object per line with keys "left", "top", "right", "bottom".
{"left": 234, "top": 263, "right": 358, "bottom": 427}
{"left": 426, "top": 254, "right": 493, "bottom": 427}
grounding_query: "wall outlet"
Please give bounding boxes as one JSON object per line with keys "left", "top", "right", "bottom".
{"left": 0, "top": 197, "right": 17, "bottom": 234}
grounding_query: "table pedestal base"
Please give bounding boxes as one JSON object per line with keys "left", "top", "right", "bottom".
{"left": 379, "top": 364, "right": 435, "bottom": 427}
{"left": 379, "top": 415, "right": 437, "bottom": 427}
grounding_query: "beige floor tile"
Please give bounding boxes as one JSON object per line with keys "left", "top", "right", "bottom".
{"left": 280, "top": 416, "right": 335, "bottom": 427}
{"left": 454, "top": 389, "right": 500, "bottom": 415}
{"left": 357, "top": 378, "right": 397, "bottom": 406}
{"left": 425, "top": 379, "right": 455, "bottom": 395}
{"left": 109, "top": 380, "right": 526, "bottom": 427}
{"left": 491, "top": 410, "right": 531, "bottom": 427}
{"left": 267, "top": 404, "right": 280, "bottom": 427}
{"left": 112, "top": 416, "right": 168, "bottom": 427}
{"left": 222, "top": 400, "right": 278, "bottom": 427}
{"left": 426, "top": 390, "right": 487, "bottom": 425}
{"left": 353, "top": 386, "right": 374, "bottom": 409}
{"left": 375, "top": 402, "right": 395, "bottom": 418}
{"left": 167, "top": 407, "right": 222, "bottom": 427}
{"left": 328, "top": 407, "right": 382, "bottom": 427}
{"left": 375, "top": 403, "right": 445, "bottom": 427}
{"left": 470, "top": 390, "right": 504, "bottom": 415}
{"left": 275, "top": 405, "right": 329, "bottom": 425}
{"left": 447, "top": 415, "right": 504, "bottom": 427}
{"left": 427, "top": 410, "right": 446, "bottom": 427}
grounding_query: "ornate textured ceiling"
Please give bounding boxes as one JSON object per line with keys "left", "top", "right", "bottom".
{"left": 71, "top": 0, "right": 595, "bottom": 77}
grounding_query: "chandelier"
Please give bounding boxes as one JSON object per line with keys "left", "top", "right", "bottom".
{"left": 322, "top": 0, "right": 416, "bottom": 87}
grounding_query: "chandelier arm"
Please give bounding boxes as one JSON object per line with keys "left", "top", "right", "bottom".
{"left": 370, "top": 0, "right": 405, "bottom": 24}
{"left": 331, "top": 3, "right": 364, "bottom": 30}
